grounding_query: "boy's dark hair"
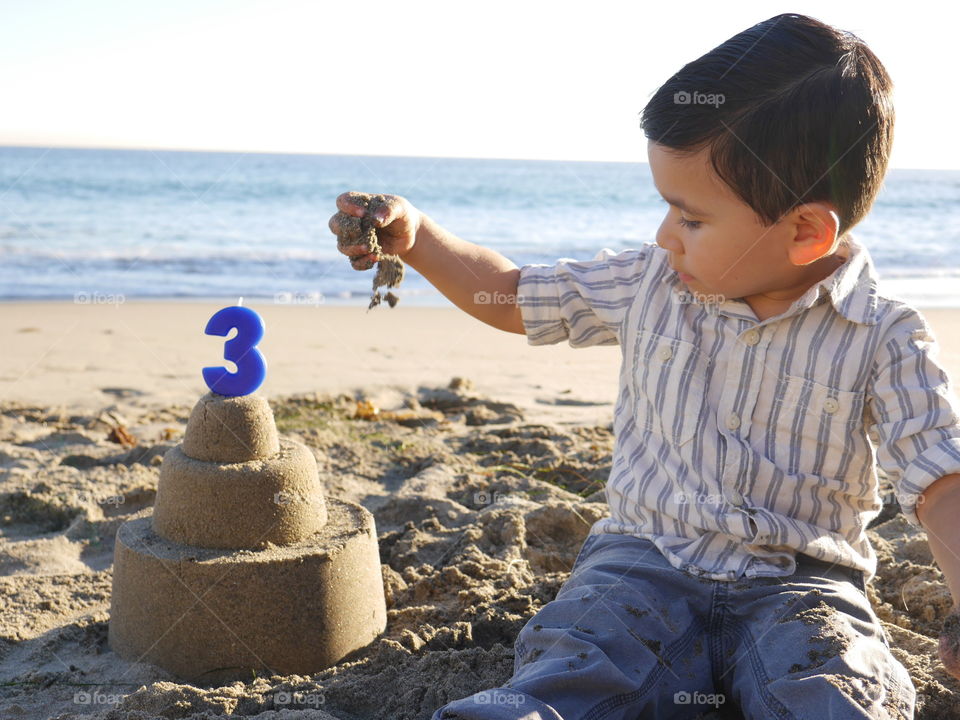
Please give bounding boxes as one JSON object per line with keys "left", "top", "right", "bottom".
{"left": 639, "top": 13, "right": 894, "bottom": 238}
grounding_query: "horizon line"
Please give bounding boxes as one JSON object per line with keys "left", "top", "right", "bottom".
{"left": 1, "top": 142, "right": 955, "bottom": 172}
{"left": 0, "top": 141, "right": 651, "bottom": 166}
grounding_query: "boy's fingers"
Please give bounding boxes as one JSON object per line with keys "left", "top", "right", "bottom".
{"left": 350, "top": 253, "right": 378, "bottom": 271}
{"left": 336, "top": 191, "right": 371, "bottom": 217}
{"left": 329, "top": 211, "right": 363, "bottom": 236}
{"left": 333, "top": 211, "right": 377, "bottom": 250}
{"left": 335, "top": 191, "right": 399, "bottom": 227}
{"left": 340, "top": 242, "right": 376, "bottom": 257}
{"left": 332, "top": 192, "right": 390, "bottom": 269}
{"left": 369, "top": 195, "right": 397, "bottom": 227}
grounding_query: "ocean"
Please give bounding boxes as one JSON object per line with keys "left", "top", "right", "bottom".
{"left": 0, "top": 147, "right": 957, "bottom": 306}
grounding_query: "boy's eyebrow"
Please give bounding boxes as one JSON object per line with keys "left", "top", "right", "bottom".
{"left": 659, "top": 193, "right": 713, "bottom": 218}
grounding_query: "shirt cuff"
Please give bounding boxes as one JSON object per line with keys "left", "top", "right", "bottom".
{"left": 896, "top": 436, "right": 960, "bottom": 528}
{"left": 517, "top": 263, "right": 567, "bottom": 346}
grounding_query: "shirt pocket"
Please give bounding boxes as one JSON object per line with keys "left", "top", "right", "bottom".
{"left": 632, "top": 328, "right": 710, "bottom": 448}
{"left": 778, "top": 374, "right": 866, "bottom": 478}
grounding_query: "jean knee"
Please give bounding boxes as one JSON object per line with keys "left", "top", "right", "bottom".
{"left": 725, "top": 579, "right": 917, "bottom": 720}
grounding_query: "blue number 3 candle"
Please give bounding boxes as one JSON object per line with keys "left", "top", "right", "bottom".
{"left": 202, "top": 301, "right": 267, "bottom": 396}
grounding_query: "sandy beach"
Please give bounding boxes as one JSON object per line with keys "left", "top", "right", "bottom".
{"left": 0, "top": 302, "right": 627, "bottom": 428}
{"left": 2, "top": 300, "right": 960, "bottom": 719}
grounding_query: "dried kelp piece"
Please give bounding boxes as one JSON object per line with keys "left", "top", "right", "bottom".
{"left": 334, "top": 191, "right": 406, "bottom": 309}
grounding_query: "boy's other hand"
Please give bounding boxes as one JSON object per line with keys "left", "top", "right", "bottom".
{"left": 329, "top": 191, "right": 420, "bottom": 270}
{"left": 940, "top": 605, "right": 960, "bottom": 680}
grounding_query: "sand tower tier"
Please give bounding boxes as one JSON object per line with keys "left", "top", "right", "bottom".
{"left": 109, "top": 497, "right": 386, "bottom": 684}
{"left": 151, "top": 439, "right": 328, "bottom": 549}
{"left": 151, "top": 391, "right": 327, "bottom": 550}
{"left": 183, "top": 392, "right": 280, "bottom": 463}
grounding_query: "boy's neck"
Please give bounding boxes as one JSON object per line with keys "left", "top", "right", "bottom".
{"left": 741, "top": 249, "right": 849, "bottom": 323}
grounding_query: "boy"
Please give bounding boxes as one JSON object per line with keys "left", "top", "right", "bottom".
{"left": 330, "top": 13, "right": 960, "bottom": 719}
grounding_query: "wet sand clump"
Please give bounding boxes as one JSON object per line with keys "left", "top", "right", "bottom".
{"left": 335, "top": 191, "right": 405, "bottom": 309}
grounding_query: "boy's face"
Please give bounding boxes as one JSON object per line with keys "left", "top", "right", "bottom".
{"left": 647, "top": 140, "right": 845, "bottom": 314}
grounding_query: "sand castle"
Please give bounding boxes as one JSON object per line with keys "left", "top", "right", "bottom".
{"left": 108, "top": 391, "right": 387, "bottom": 683}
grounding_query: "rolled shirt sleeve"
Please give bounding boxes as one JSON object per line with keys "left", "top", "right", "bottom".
{"left": 866, "top": 308, "right": 960, "bottom": 528}
{"left": 516, "top": 245, "right": 655, "bottom": 348}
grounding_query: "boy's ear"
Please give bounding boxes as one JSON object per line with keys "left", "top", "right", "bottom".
{"left": 786, "top": 202, "right": 841, "bottom": 266}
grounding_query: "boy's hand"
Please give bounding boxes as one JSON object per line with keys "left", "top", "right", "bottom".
{"left": 940, "top": 605, "right": 960, "bottom": 680}
{"left": 329, "top": 191, "right": 420, "bottom": 270}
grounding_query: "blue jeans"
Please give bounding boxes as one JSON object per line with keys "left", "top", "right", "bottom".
{"left": 431, "top": 532, "right": 915, "bottom": 720}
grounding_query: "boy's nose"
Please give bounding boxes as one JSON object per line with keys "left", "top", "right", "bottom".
{"left": 656, "top": 222, "right": 682, "bottom": 254}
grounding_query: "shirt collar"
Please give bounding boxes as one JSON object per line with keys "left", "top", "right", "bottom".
{"left": 815, "top": 233, "right": 879, "bottom": 325}
{"left": 659, "top": 232, "right": 879, "bottom": 326}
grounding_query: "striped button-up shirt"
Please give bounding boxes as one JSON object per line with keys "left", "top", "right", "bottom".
{"left": 517, "top": 234, "right": 960, "bottom": 582}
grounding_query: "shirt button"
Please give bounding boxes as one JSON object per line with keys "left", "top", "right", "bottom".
{"left": 743, "top": 329, "right": 760, "bottom": 346}
{"left": 726, "top": 413, "right": 741, "bottom": 430}
{"left": 658, "top": 345, "right": 673, "bottom": 361}
{"left": 727, "top": 489, "right": 744, "bottom": 505}
{"left": 823, "top": 397, "right": 840, "bottom": 414}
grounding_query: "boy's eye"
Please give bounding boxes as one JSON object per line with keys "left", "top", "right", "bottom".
{"left": 657, "top": 198, "right": 702, "bottom": 229}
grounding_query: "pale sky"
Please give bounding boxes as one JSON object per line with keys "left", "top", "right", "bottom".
{"left": 0, "top": 0, "right": 956, "bottom": 169}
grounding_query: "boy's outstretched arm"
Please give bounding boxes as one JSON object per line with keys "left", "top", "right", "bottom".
{"left": 405, "top": 214, "right": 524, "bottom": 334}
{"left": 329, "top": 191, "right": 524, "bottom": 334}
